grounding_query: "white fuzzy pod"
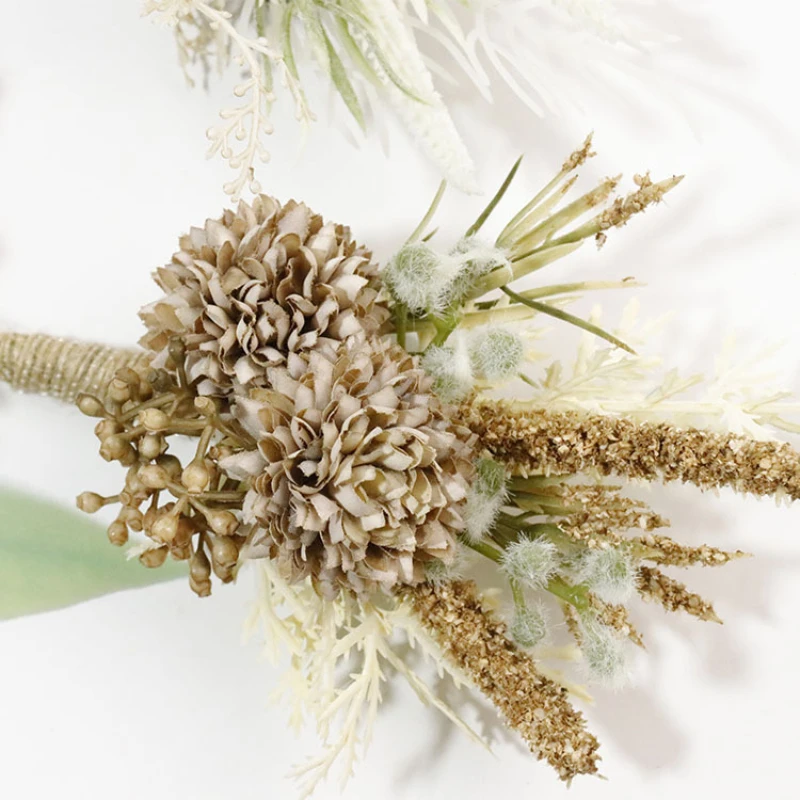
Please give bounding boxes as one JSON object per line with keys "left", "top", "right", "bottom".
{"left": 501, "top": 538, "right": 559, "bottom": 589}
{"left": 580, "top": 618, "right": 630, "bottom": 688}
{"left": 469, "top": 328, "right": 524, "bottom": 381}
{"left": 576, "top": 548, "right": 637, "bottom": 605}
{"left": 509, "top": 604, "right": 548, "bottom": 649}
{"left": 421, "top": 333, "right": 474, "bottom": 403}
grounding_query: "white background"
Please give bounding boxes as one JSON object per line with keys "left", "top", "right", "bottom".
{"left": 2, "top": 2, "right": 800, "bottom": 798}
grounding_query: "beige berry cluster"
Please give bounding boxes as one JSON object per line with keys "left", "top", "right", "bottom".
{"left": 75, "top": 358, "right": 254, "bottom": 597}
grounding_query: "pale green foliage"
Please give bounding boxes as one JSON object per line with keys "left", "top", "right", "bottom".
{"left": 246, "top": 561, "right": 486, "bottom": 798}
{"left": 0, "top": 488, "right": 182, "bottom": 620}
{"left": 469, "top": 328, "right": 524, "bottom": 380}
{"left": 575, "top": 547, "right": 637, "bottom": 605}
{"left": 500, "top": 538, "right": 559, "bottom": 589}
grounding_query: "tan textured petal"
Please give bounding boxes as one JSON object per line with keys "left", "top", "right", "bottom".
{"left": 228, "top": 337, "right": 475, "bottom": 596}
{"left": 140, "top": 195, "right": 390, "bottom": 400}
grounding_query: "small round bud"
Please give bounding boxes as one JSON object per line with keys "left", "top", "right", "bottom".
{"left": 139, "top": 464, "right": 170, "bottom": 490}
{"left": 142, "top": 507, "right": 159, "bottom": 534}
{"left": 190, "top": 544, "right": 212, "bottom": 583}
{"left": 118, "top": 505, "right": 143, "bottom": 532}
{"left": 139, "top": 546, "right": 168, "bottom": 569}
{"left": 181, "top": 460, "right": 212, "bottom": 493}
{"left": 137, "top": 379, "right": 154, "bottom": 401}
{"left": 94, "top": 419, "right": 123, "bottom": 441}
{"left": 208, "top": 445, "right": 234, "bottom": 462}
{"left": 210, "top": 535, "right": 239, "bottom": 569}
{"left": 194, "top": 397, "right": 217, "bottom": 416}
{"left": 126, "top": 466, "right": 148, "bottom": 495}
{"left": 76, "top": 491, "right": 106, "bottom": 514}
{"left": 207, "top": 509, "right": 239, "bottom": 537}
{"left": 77, "top": 394, "right": 106, "bottom": 418}
{"left": 138, "top": 433, "right": 165, "bottom": 461}
{"left": 107, "top": 521, "right": 128, "bottom": 546}
{"left": 119, "top": 447, "right": 138, "bottom": 467}
{"left": 151, "top": 513, "right": 179, "bottom": 544}
{"left": 140, "top": 408, "right": 170, "bottom": 432}
{"left": 107, "top": 378, "right": 131, "bottom": 404}
{"left": 156, "top": 454, "right": 182, "bottom": 480}
{"left": 189, "top": 572, "right": 212, "bottom": 598}
{"left": 100, "top": 435, "right": 133, "bottom": 463}
{"left": 170, "top": 542, "right": 192, "bottom": 561}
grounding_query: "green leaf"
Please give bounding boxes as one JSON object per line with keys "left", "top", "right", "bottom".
{"left": 0, "top": 487, "right": 182, "bottom": 621}
{"left": 321, "top": 25, "right": 366, "bottom": 130}
{"left": 499, "top": 285, "right": 636, "bottom": 354}
{"left": 465, "top": 155, "right": 522, "bottom": 238}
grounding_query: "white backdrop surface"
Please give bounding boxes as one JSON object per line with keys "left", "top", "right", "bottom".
{"left": 2, "top": 2, "right": 800, "bottom": 799}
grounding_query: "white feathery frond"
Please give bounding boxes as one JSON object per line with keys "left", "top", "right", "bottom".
{"left": 518, "top": 299, "right": 800, "bottom": 439}
{"left": 247, "top": 562, "right": 487, "bottom": 798}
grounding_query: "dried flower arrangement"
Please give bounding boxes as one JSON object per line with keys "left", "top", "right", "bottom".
{"left": 2, "top": 136, "right": 799, "bottom": 795}
{"left": 142, "top": 0, "right": 669, "bottom": 197}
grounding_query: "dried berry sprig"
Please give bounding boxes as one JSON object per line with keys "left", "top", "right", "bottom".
{"left": 75, "top": 344, "right": 256, "bottom": 597}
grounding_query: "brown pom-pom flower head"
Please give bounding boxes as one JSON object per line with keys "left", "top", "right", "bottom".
{"left": 139, "top": 195, "right": 389, "bottom": 398}
{"left": 221, "top": 339, "right": 475, "bottom": 597}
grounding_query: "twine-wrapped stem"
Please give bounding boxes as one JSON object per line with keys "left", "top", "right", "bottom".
{"left": 0, "top": 333, "right": 151, "bottom": 404}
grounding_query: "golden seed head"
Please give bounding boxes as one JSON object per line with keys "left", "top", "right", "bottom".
{"left": 76, "top": 491, "right": 106, "bottom": 514}
{"left": 140, "top": 408, "right": 170, "bottom": 432}
{"left": 77, "top": 394, "right": 106, "bottom": 418}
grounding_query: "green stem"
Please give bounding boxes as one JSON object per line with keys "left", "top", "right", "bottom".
{"left": 407, "top": 180, "right": 447, "bottom": 244}
{"left": 460, "top": 536, "right": 502, "bottom": 563}
{"left": 547, "top": 575, "right": 590, "bottom": 612}
{"left": 395, "top": 304, "right": 408, "bottom": 349}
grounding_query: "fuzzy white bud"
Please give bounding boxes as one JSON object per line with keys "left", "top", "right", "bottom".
{"left": 383, "top": 242, "right": 460, "bottom": 314}
{"left": 469, "top": 328, "right": 524, "bottom": 381}
{"left": 501, "top": 538, "right": 559, "bottom": 588}
{"left": 462, "top": 458, "right": 508, "bottom": 542}
{"left": 421, "top": 334, "right": 474, "bottom": 403}
{"left": 509, "top": 604, "right": 548, "bottom": 649}
{"left": 580, "top": 619, "right": 630, "bottom": 688}
{"left": 447, "top": 237, "right": 511, "bottom": 304}
{"left": 576, "top": 548, "right": 637, "bottom": 605}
